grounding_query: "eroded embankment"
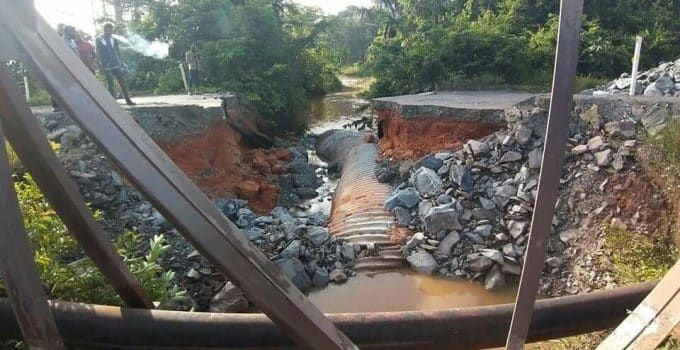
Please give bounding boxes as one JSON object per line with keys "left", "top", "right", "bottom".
{"left": 376, "top": 109, "right": 502, "bottom": 158}
{"left": 374, "top": 93, "right": 680, "bottom": 297}
{"left": 158, "top": 119, "right": 289, "bottom": 214}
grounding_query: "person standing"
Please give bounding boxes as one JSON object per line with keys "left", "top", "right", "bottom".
{"left": 185, "top": 44, "right": 201, "bottom": 95}
{"left": 96, "top": 22, "right": 135, "bottom": 105}
{"left": 76, "top": 33, "right": 96, "bottom": 74}
{"left": 52, "top": 24, "right": 78, "bottom": 112}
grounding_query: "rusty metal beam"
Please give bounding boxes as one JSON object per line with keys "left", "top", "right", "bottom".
{"left": 0, "top": 65, "right": 154, "bottom": 309}
{"left": 0, "top": 8, "right": 356, "bottom": 350}
{"left": 0, "top": 120, "right": 64, "bottom": 348}
{"left": 0, "top": 282, "right": 655, "bottom": 349}
{"left": 505, "top": 1, "right": 584, "bottom": 349}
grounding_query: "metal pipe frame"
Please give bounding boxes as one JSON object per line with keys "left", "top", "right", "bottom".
{"left": 0, "top": 282, "right": 655, "bottom": 349}
{"left": 0, "top": 115, "right": 64, "bottom": 348}
{"left": 506, "top": 1, "right": 584, "bottom": 348}
{"left": 0, "top": 5, "right": 356, "bottom": 350}
{"left": 0, "top": 65, "right": 154, "bottom": 309}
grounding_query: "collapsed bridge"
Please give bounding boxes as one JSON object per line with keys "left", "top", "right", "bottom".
{"left": 0, "top": 1, "right": 678, "bottom": 350}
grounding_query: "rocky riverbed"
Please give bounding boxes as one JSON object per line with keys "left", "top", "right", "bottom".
{"left": 42, "top": 115, "right": 358, "bottom": 311}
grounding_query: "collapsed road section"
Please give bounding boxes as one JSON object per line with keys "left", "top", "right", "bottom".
{"left": 371, "top": 90, "right": 680, "bottom": 300}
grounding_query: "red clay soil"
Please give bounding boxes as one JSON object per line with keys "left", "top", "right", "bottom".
{"left": 158, "top": 119, "right": 290, "bottom": 214}
{"left": 377, "top": 109, "right": 502, "bottom": 159}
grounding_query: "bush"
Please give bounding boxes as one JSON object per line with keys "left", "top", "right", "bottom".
{"left": 27, "top": 87, "right": 51, "bottom": 107}
{"left": 653, "top": 117, "right": 680, "bottom": 165}
{"left": 574, "top": 75, "right": 609, "bottom": 93}
{"left": 362, "top": 0, "right": 680, "bottom": 98}
{"left": 5, "top": 142, "right": 21, "bottom": 174}
{"left": 604, "top": 224, "right": 678, "bottom": 284}
{"left": 0, "top": 174, "right": 186, "bottom": 307}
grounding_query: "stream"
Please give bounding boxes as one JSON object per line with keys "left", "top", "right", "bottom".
{"left": 303, "top": 76, "right": 518, "bottom": 312}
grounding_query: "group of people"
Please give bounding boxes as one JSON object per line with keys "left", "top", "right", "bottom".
{"left": 53, "top": 22, "right": 135, "bottom": 110}
{"left": 53, "top": 22, "right": 203, "bottom": 111}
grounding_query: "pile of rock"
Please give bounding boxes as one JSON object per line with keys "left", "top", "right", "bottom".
{"left": 385, "top": 108, "right": 639, "bottom": 291}
{"left": 215, "top": 200, "right": 354, "bottom": 285}
{"left": 43, "top": 121, "right": 352, "bottom": 311}
{"left": 589, "top": 58, "right": 680, "bottom": 97}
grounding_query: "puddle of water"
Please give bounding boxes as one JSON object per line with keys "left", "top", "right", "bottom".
{"left": 299, "top": 149, "right": 337, "bottom": 216}
{"left": 296, "top": 75, "right": 372, "bottom": 215}
{"left": 309, "top": 269, "right": 518, "bottom": 313}
{"left": 301, "top": 77, "right": 519, "bottom": 313}
{"left": 305, "top": 75, "right": 372, "bottom": 135}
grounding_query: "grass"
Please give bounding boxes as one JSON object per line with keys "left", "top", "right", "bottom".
{"left": 603, "top": 224, "right": 678, "bottom": 284}
{"left": 5, "top": 142, "right": 21, "bottom": 174}
{"left": 528, "top": 332, "right": 607, "bottom": 350}
{"left": 530, "top": 224, "right": 679, "bottom": 349}
{"left": 27, "top": 86, "right": 51, "bottom": 107}
{"left": 574, "top": 74, "right": 609, "bottom": 92}
{"left": 340, "top": 63, "right": 366, "bottom": 76}
{"left": 659, "top": 338, "right": 680, "bottom": 350}
{"left": 652, "top": 117, "right": 680, "bottom": 166}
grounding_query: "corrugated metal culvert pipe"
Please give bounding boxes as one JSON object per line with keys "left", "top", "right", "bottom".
{"left": 315, "top": 130, "right": 405, "bottom": 270}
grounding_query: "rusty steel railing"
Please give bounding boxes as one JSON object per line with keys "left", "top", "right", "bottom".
{"left": 505, "top": 1, "right": 584, "bottom": 349}
{"left": 0, "top": 1, "right": 356, "bottom": 349}
{"left": 0, "top": 0, "right": 665, "bottom": 349}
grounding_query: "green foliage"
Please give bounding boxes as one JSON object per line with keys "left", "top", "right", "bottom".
{"left": 363, "top": 0, "right": 680, "bottom": 98}
{"left": 604, "top": 224, "right": 678, "bottom": 284}
{"left": 652, "top": 117, "right": 680, "bottom": 165}
{"left": 5, "top": 142, "right": 21, "bottom": 174}
{"left": 27, "top": 87, "right": 52, "bottom": 107}
{"left": 325, "top": 6, "right": 380, "bottom": 65}
{"left": 117, "top": 0, "right": 342, "bottom": 132}
{"left": 574, "top": 75, "right": 609, "bottom": 93}
{"left": 1, "top": 174, "right": 186, "bottom": 306}
{"left": 659, "top": 337, "right": 680, "bottom": 350}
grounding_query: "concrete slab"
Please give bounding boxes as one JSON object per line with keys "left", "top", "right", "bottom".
{"left": 371, "top": 91, "right": 535, "bottom": 123}
{"left": 117, "top": 93, "right": 229, "bottom": 109}
{"left": 32, "top": 94, "right": 233, "bottom": 141}
{"left": 373, "top": 91, "right": 536, "bottom": 110}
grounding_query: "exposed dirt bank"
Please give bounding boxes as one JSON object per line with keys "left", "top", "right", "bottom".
{"left": 158, "top": 119, "right": 289, "bottom": 214}
{"left": 376, "top": 109, "right": 502, "bottom": 158}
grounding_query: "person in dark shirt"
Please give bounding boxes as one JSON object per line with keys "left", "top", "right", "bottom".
{"left": 95, "top": 22, "right": 135, "bottom": 105}
{"left": 185, "top": 44, "right": 201, "bottom": 95}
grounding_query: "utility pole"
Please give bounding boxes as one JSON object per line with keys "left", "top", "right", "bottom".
{"left": 629, "top": 36, "right": 643, "bottom": 96}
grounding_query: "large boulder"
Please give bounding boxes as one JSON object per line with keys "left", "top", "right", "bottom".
{"left": 423, "top": 203, "right": 463, "bottom": 234}
{"left": 414, "top": 155, "right": 444, "bottom": 172}
{"left": 275, "top": 258, "right": 312, "bottom": 292}
{"left": 434, "top": 231, "right": 461, "bottom": 257}
{"left": 484, "top": 265, "right": 506, "bottom": 291}
{"left": 449, "top": 164, "right": 473, "bottom": 193}
{"left": 385, "top": 187, "right": 421, "bottom": 211}
{"left": 604, "top": 121, "right": 636, "bottom": 139}
{"left": 641, "top": 107, "right": 670, "bottom": 136}
{"left": 209, "top": 282, "right": 249, "bottom": 313}
{"left": 407, "top": 251, "right": 438, "bottom": 275}
{"left": 305, "top": 226, "right": 330, "bottom": 246}
{"left": 414, "top": 167, "right": 444, "bottom": 197}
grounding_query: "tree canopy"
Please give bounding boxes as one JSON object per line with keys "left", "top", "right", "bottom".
{"left": 361, "top": 0, "right": 680, "bottom": 97}
{"left": 104, "top": 0, "right": 341, "bottom": 132}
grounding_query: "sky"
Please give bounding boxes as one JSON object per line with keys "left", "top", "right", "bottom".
{"left": 35, "top": 0, "right": 374, "bottom": 35}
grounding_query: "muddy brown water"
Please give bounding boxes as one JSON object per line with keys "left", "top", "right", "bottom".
{"left": 309, "top": 269, "right": 517, "bottom": 313}
{"left": 306, "top": 77, "right": 518, "bottom": 312}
